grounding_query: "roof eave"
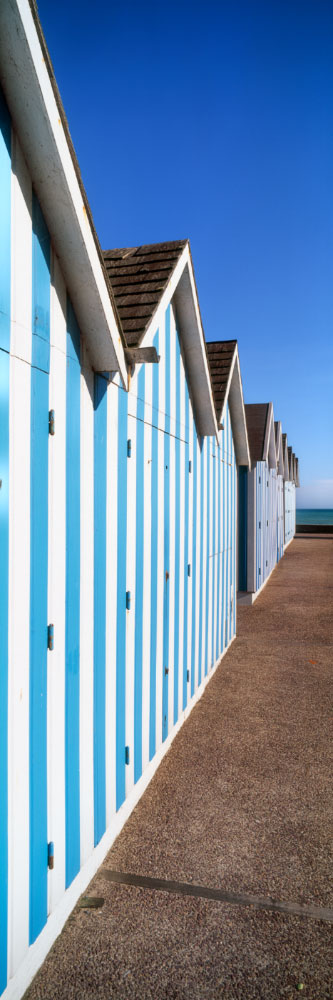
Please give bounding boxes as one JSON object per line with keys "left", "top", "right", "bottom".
{"left": 263, "top": 403, "right": 277, "bottom": 470}
{"left": 220, "top": 347, "right": 251, "bottom": 467}
{"left": 0, "top": 0, "right": 127, "bottom": 383}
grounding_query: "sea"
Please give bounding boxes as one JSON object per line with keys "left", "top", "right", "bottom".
{"left": 296, "top": 509, "right": 333, "bottom": 525}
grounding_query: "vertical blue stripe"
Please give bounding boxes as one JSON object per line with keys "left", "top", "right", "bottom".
{"left": 149, "top": 330, "right": 159, "bottom": 760}
{"left": 0, "top": 85, "right": 10, "bottom": 993}
{"left": 216, "top": 440, "right": 221, "bottom": 661}
{"left": 182, "top": 377, "right": 189, "bottom": 709}
{"left": 32, "top": 193, "right": 50, "bottom": 374}
{"left": 204, "top": 439, "right": 210, "bottom": 676}
{"left": 134, "top": 365, "right": 145, "bottom": 782}
{"left": 162, "top": 308, "right": 171, "bottom": 741}
{"left": 93, "top": 373, "right": 108, "bottom": 843}
{"left": 173, "top": 333, "right": 181, "bottom": 724}
{"left": 211, "top": 440, "right": 216, "bottom": 666}
{"left": 29, "top": 192, "right": 50, "bottom": 942}
{"left": 116, "top": 386, "right": 128, "bottom": 808}
{"left": 190, "top": 428, "right": 197, "bottom": 697}
{"left": 65, "top": 298, "right": 81, "bottom": 886}
{"left": 226, "top": 409, "right": 230, "bottom": 645}
{"left": 30, "top": 368, "right": 49, "bottom": 943}
{"left": 198, "top": 439, "right": 204, "bottom": 687}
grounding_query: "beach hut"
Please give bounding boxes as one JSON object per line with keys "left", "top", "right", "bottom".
{"left": 238, "top": 402, "right": 279, "bottom": 603}
{"left": 284, "top": 446, "right": 296, "bottom": 546}
{"left": 274, "top": 421, "right": 285, "bottom": 562}
{"left": 0, "top": 4, "right": 251, "bottom": 996}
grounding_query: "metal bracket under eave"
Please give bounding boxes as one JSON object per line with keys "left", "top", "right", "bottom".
{"left": 125, "top": 347, "right": 160, "bottom": 366}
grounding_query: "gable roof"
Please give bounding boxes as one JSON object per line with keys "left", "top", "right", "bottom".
{"left": 295, "top": 457, "right": 300, "bottom": 487}
{"left": 274, "top": 420, "right": 284, "bottom": 475}
{"left": 288, "top": 446, "right": 294, "bottom": 481}
{"left": 103, "top": 241, "right": 187, "bottom": 347}
{"left": 245, "top": 403, "right": 276, "bottom": 469}
{"left": 282, "top": 433, "right": 289, "bottom": 481}
{"left": 104, "top": 239, "right": 218, "bottom": 437}
{"left": 206, "top": 341, "right": 237, "bottom": 421}
{"left": 206, "top": 340, "right": 250, "bottom": 466}
{"left": 0, "top": 0, "right": 127, "bottom": 381}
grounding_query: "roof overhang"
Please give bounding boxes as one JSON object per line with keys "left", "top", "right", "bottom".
{"left": 263, "top": 402, "right": 277, "bottom": 470}
{"left": 220, "top": 345, "right": 250, "bottom": 466}
{"left": 0, "top": 0, "right": 127, "bottom": 383}
{"left": 295, "top": 457, "right": 300, "bottom": 487}
{"left": 140, "top": 242, "right": 218, "bottom": 437}
{"left": 282, "top": 436, "right": 289, "bottom": 481}
{"left": 274, "top": 421, "right": 284, "bottom": 475}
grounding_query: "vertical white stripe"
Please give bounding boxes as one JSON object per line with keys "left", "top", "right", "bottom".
{"left": 7, "top": 131, "right": 32, "bottom": 976}
{"left": 216, "top": 436, "right": 222, "bottom": 656}
{"left": 168, "top": 313, "right": 176, "bottom": 730}
{"left": 187, "top": 404, "right": 193, "bottom": 695}
{"left": 213, "top": 435, "right": 218, "bottom": 663}
{"left": 79, "top": 345, "right": 94, "bottom": 863}
{"left": 10, "top": 132, "right": 32, "bottom": 365}
{"left": 155, "top": 313, "right": 165, "bottom": 752}
{"left": 47, "top": 253, "right": 67, "bottom": 909}
{"left": 125, "top": 404, "right": 137, "bottom": 795}
{"left": 201, "top": 438, "right": 207, "bottom": 679}
{"left": 193, "top": 438, "right": 201, "bottom": 691}
{"left": 8, "top": 358, "right": 31, "bottom": 976}
{"left": 105, "top": 380, "right": 119, "bottom": 825}
{"left": 141, "top": 365, "right": 152, "bottom": 772}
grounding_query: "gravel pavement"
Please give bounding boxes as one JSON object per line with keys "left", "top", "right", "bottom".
{"left": 25, "top": 537, "right": 333, "bottom": 999}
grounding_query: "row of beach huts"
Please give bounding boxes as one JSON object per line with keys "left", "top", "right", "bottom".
{"left": 0, "top": 1, "right": 299, "bottom": 998}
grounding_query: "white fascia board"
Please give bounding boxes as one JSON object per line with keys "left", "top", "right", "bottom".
{"left": 263, "top": 403, "right": 277, "bottom": 469}
{"left": 220, "top": 346, "right": 250, "bottom": 467}
{"left": 140, "top": 244, "right": 218, "bottom": 437}
{"left": 282, "top": 436, "right": 289, "bottom": 481}
{"left": 0, "top": 0, "right": 127, "bottom": 383}
{"left": 275, "top": 420, "right": 283, "bottom": 475}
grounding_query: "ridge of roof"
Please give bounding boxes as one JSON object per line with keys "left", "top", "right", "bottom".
{"left": 103, "top": 240, "right": 188, "bottom": 347}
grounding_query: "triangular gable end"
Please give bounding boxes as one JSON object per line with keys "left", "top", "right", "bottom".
{"left": 274, "top": 421, "right": 284, "bottom": 475}
{"left": 263, "top": 403, "right": 277, "bottom": 470}
{"left": 282, "top": 433, "right": 289, "bottom": 481}
{"left": 105, "top": 239, "right": 218, "bottom": 437}
{"left": 295, "top": 457, "right": 300, "bottom": 487}
{"left": 0, "top": 0, "right": 127, "bottom": 382}
{"left": 206, "top": 341, "right": 251, "bottom": 467}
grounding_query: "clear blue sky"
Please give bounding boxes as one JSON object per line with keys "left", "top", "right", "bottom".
{"left": 38, "top": 0, "right": 333, "bottom": 506}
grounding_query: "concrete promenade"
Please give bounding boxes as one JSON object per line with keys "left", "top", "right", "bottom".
{"left": 25, "top": 537, "right": 333, "bottom": 999}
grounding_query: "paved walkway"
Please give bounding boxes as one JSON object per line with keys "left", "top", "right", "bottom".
{"left": 26, "top": 538, "right": 333, "bottom": 999}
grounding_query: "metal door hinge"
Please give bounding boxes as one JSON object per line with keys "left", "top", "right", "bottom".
{"left": 125, "top": 746, "right": 130, "bottom": 765}
{"left": 48, "top": 624, "right": 54, "bottom": 651}
{"left": 189, "top": 460, "right": 192, "bottom": 473}
{"left": 127, "top": 439, "right": 132, "bottom": 457}
{"left": 186, "top": 670, "right": 190, "bottom": 683}
{"left": 48, "top": 842, "right": 54, "bottom": 869}
{"left": 126, "top": 591, "right": 131, "bottom": 610}
{"left": 188, "top": 564, "right": 191, "bottom": 577}
{"left": 49, "top": 410, "right": 55, "bottom": 435}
